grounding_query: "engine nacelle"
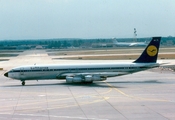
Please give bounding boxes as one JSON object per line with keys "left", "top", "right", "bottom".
{"left": 84, "top": 75, "right": 93, "bottom": 82}
{"left": 85, "top": 75, "right": 106, "bottom": 81}
{"left": 66, "top": 75, "right": 106, "bottom": 83}
{"left": 66, "top": 76, "right": 82, "bottom": 83}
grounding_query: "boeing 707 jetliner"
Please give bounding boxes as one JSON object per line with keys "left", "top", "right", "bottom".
{"left": 4, "top": 37, "right": 161, "bottom": 86}
{"left": 114, "top": 39, "right": 147, "bottom": 47}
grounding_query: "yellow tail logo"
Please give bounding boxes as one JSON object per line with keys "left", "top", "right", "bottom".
{"left": 146, "top": 45, "right": 157, "bottom": 56}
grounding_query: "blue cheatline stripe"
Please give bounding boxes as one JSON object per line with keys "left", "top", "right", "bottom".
{"left": 9, "top": 66, "right": 151, "bottom": 73}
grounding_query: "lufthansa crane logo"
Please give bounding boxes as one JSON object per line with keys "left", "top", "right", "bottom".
{"left": 146, "top": 45, "right": 157, "bottom": 56}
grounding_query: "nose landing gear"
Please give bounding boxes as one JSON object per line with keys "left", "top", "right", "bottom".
{"left": 22, "top": 81, "right": 25, "bottom": 86}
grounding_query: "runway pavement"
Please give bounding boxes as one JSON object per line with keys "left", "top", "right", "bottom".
{"left": 0, "top": 50, "right": 175, "bottom": 120}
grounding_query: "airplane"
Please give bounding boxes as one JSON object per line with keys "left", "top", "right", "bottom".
{"left": 113, "top": 39, "right": 147, "bottom": 47}
{"left": 4, "top": 37, "right": 161, "bottom": 86}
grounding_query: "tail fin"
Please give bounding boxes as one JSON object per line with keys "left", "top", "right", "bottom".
{"left": 133, "top": 37, "right": 161, "bottom": 63}
{"left": 113, "top": 38, "right": 118, "bottom": 44}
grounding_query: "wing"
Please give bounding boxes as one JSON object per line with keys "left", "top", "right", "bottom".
{"left": 56, "top": 71, "right": 119, "bottom": 83}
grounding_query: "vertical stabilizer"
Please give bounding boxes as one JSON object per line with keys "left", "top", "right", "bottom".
{"left": 133, "top": 37, "right": 161, "bottom": 63}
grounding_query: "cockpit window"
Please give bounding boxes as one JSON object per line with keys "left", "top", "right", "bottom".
{"left": 9, "top": 69, "right": 14, "bottom": 72}
{"left": 9, "top": 69, "right": 20, "bottom": 72}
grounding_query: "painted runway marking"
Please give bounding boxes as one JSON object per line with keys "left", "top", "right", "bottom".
{"left": 104, "top": 81, "right": 172, "bottom": 102}
{"left": 0, "top": 113, "right": 108, "bottom": 120}
{"left": 0, "top": 86, "right": 112, "bottom": 112}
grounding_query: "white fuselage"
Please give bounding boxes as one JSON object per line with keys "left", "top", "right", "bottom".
{"left": 114, "top": 41, "right": 147, "bottom": 47}
{"left": 8, "top": 62, "right": 159, "bottom": 81}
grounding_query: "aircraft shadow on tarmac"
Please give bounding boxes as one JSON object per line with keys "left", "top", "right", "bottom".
{"left": 3, "top": 80, "right": 163, "bottom": 88}
{"left": 107, "top": 80, "right": 163, "bottom": 84}
{"left": 3, "top": 82, "right": 124, "bottom": 88}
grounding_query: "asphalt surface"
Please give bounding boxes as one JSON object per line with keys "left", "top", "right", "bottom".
{"left": 0, "top": 50, "right": 175, "bottom": 120}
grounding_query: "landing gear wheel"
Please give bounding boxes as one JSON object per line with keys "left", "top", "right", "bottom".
{"left": 22, "top": 81, "right": 25, "bottom": 86}
{"left": 84, "top": 81, "right": 93, "bottom": 84}
{"left": 87, "top": 81, "right": 93, "bottom": 84}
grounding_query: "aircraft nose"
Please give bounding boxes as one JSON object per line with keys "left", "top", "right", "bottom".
{"left": 4, "top": 72, "right": 8, "bottom": 77}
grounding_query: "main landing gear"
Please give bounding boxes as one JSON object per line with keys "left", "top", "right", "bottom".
{"left": 22, "top": 81, "right": 25, "bottom": 86}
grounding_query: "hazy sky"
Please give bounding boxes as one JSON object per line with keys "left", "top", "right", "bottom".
{"left": 0, "top": 0, "right": 175, "bottom": 39}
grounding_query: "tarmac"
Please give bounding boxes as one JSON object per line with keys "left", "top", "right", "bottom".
{"left": 0, "top": 50, "right": 175, "bottom": 120}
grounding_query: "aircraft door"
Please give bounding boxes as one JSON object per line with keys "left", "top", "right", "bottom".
{"left": 20, "top": 68, "right": 24, "bottom": 75}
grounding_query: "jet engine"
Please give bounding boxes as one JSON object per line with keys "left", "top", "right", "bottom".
{"left": 66, "top": 76, "right": 82, "bottom": 83}
{"left": 85, "top": 75, "right": 106, "bottom": 81}
{"left": 66, "top": 75, "right": 106, "bottom": 83}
